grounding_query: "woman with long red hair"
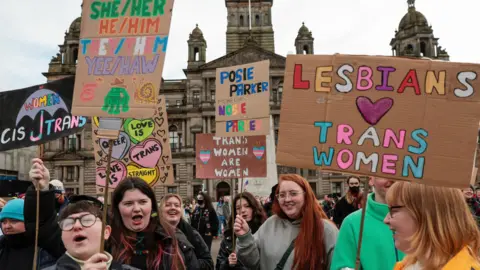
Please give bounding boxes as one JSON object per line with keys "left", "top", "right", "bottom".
{"left": 234, "top": 174, "right": 338, "bottom": 270}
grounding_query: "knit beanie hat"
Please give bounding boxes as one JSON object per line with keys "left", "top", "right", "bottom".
{"left": 0, "top": 199, "right": 24, "bottom": 222}
{"left": 50, "top": 179, "right": 65, "bottom": 194}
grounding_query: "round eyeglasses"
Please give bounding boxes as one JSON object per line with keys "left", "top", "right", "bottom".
{"left": 58, "top": 213, "right": 99, "bottom": 231}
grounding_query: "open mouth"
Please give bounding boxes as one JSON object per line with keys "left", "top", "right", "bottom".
{"left": 132, "top": 215, "right": 143, "bottom": 225}
{"left": 241, "top": 214, "right": 248, "bottom": 220}
{"left": 167, "top": 210, "right": 178, "bottom": 216}
{"left": 73, "top": 235, "right": 87, "bottom": 243}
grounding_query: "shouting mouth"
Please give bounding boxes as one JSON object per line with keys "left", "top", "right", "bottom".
{"left": 167, "top": 210, "right": 179, "bottom": 216}
{"left": 73, "top": 235, "right": 87, "bottom": 244}
{"left": 132, "top": 215, "right": 143, "bottom": 225}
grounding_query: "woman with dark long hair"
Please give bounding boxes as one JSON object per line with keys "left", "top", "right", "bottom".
{"left": 108, "top": 177, "right": 196, "bottom": 269}
{"left": 234, "top": 174, "right": 339, "bottom": 270}
{"left": 216, "top": 192, "right": 267, "bottom": 270}
{"left": 190, "top": 192, "right": 219, "bottom": 250}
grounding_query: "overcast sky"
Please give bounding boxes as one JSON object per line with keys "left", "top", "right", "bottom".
{"left": 0, "top": 0, "right": 478, "bottom": 91}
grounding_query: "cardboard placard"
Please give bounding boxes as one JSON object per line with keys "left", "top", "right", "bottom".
{"left": 277, "top": 54, "right": 480, "bottom": 188}
{"left": 72, "top": 0, "right": 175, "bottom": 118}
{"left": 195, "top": 134, "right": 267, "bottom": 179}
{"left": 93, "top": 96, "right": 173, "bottom": 192}
{"left": 215, "top": 60, "right": 270, "bottom": 137}
{"left": 0, "top": 77, "right": 86, "bottom": 152}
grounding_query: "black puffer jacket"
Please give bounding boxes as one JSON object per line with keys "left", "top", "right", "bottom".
{"left": 177, "top": 219, "right": 214, "bottom": 269}
{"left": 0, "top": 185, "right": 64, "bottom": 270}
{"left": 216, "top": 229, "right": 247, "bottom": 270}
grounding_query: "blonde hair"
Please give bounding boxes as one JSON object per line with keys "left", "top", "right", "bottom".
{"left": 386, "top": 181, "right": 480, "bottom": 269}
{"left": 159, "top": 194, "right": 183, "bottom": 213}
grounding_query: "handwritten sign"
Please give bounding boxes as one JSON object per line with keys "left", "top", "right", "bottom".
{"left": 72, "top": 0, "right": 175, "bottom": 118}
{"left": 215, "top": 60, "right": 270, "bottom": 137}
{"left": 195, "top": 134, "right": 267, "bottom": 178}
{"left": 0, "top": 77, "right": 86, "bottom": 151}
{"left": 276, "top": 54, "right": 480, "bottom": 188}
{"left": 93, "top": 96, "right": 173, "bottom": 192}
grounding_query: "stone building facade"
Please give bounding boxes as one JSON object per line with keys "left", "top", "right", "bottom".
{"left": 40, "top": 0, "right": 454, "bottom": 199}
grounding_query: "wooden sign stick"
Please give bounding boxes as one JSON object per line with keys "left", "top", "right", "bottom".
{"left": 231, "top": 178, "right": 236, "bottom": 250}
{"left": 32, "top": 143, "right": 44, "bottom": 270}
{"left": 96, "top": 117, "right": 122, "bottom": 253}
{"left": 354, "top": 179, "right": 371, "bottom": 270}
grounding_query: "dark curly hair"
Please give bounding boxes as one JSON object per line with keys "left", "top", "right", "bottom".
{"left": 226, "top": 191, "right": 267, "bottom": 234}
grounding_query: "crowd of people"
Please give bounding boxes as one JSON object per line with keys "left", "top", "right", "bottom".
{"left": 0, "top": 159, "right": 479, "bottom": 269}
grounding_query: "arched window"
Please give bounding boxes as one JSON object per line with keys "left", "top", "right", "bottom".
{"left": 73, "top": 48, "right": 79, "bottom": 64}
{"left": 420, "top": 42, "right": 426, "bottom": 56}
{"left": 303, "top": 45, "right": 309, "bottom": 54}
{"left": 193, "top": 47, "right": 199, "bottom": 61}
{"left": 169, "top": 125, "right": 179, "bottom": 151}
{"left": 255, "top": 15, "right": 260, "bottom": 26}
{"left": 240, "top": 15, "right": 244, "bottom": 26}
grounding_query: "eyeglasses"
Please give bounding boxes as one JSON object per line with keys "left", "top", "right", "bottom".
{"left": 275, "top": 191, "right": 305, "bottom": 201}
{"left": 388, "top": 205, "right": 404, "bottom": 218}
{"left": 58, "top": 214, "right": 99, "bottom": 231}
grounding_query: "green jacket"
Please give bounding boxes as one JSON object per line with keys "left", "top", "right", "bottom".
{"left": 330, "top": 193, "right": 404, "bottom": 270}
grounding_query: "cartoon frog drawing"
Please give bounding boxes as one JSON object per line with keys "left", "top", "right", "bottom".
{"left": 102, "top": 78, "right": 130, "bottom": 115}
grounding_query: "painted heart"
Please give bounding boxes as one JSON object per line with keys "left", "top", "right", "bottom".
{"left": 154, "top": 117, "right": 164, "bottom": 127}
{"left": 159, "top": 176, "right": 167, "bottom": 183}
{"left": 124, "top": 118, "right": 155, "bottom": 144}
{"left": 162, "top": 156, "right": 169, "bottom": 164}
{"left": 199, "top": 150, "right": 211, "bottom": 164}
{"left": 356, "top": 96, "right": 394, "bottom": 126}
{"left": 130, "top": 138, "right": 162, "bottom": 168}
{"left": 99, "top": 131, "right": 131, "bottom": 160}
{"left": 156, "top": 130, "right": 166, "bottom": 137}
{"left": 93, "top": 130, "right": 98, "bottom": 135}
{"left": 97, "top": 150, "right": 103, "bottom": 157}
{"left": 253, "top": 147, "right": 265, "bottom": 160}
{"left": 163, "top": 138, "right": 167, "bottom": 143}
{"left": 127, "top": 163, "right": 159, "bottom": 186}
{"left": 124, "top": 158, "right": 129, "bottom": 163}
{"left": 96, "top": 161, "right": 127, "bottom": 189}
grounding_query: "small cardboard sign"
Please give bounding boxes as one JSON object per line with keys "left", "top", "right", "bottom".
{"left": 195, "top": 134, "right": 267, "bottom": 179}
{"left": 276, "top": 54, "right": 480, "bottom": 188}
{"left": 72, "top": 0, "right": 175, "bottom": 118}
{"left": 93, "top": 96, "right": 173, "bottom": 192}
{"left": 215, "top": 60, "right": 270, "bottom": 137}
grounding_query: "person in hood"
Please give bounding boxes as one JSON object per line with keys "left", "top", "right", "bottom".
{"left": 160, "top": 193, "right": 214, "bottom": 269}
{"left": 330, "top": 177, "right": 404, "bottom": 270}
{"left": 50, "top": 179, "right": 69, "bottom": 214}
{"left": 262, "top": 184, "right": 278, "bottom": 217}
{"left": 43, "top": 195, "right": 139, "bottom": 270}
{"left": 386, "top": 181, "right": 480, "bottom": 269}
{"left": 191, "top": 192, "right": 219, "bottom": 251}
{"left": 0, "top": 158, "right": 65, "bottom": 270}
{"left": 216, "top": 191, "right": 266, "bottom": 270}
{"left": 333, "top": 176, "right": 362, "bottom": 227}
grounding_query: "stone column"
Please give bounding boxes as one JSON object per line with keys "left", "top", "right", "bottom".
{"left": 182, "top": 120, "right": 186, "bottom": 147}
{"left": 79, "top": 166, "right": 85, "bottom": 194}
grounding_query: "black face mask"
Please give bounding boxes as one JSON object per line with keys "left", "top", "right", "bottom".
{"left": 349, "top": 186, "right": 360, "bottom": 194}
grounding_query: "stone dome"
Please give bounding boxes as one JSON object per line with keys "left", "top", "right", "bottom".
{"left": 69, "top": 17, "right": 81, "bottom": 33}
{"left": 298, "top": 22, "right": 310, "bottom": 35}
{"left": 398, "top": 7, "right": 428, "bottom": 31}
{"left": 191, "top": 24, "right": 203, "bottom": 37}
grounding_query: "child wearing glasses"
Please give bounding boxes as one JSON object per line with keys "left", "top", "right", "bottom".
{"left": 43, "top": 195, "right": 139, "bottom": 270}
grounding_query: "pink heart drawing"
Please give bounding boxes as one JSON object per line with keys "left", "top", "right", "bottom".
{"left": 130, "top": 138, "right": 162, "bottom": 168}
{"left": 96, "top": 161, "right": 127, "bottom": 189}
{"left": 356, "top": 96, "right": 394, "bottom": 126}
{"left": 199, "top": 150, "right": 211, "bottom": 164}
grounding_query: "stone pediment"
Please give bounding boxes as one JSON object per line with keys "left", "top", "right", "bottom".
{"left": 48, "top": 150, "right": 90, "bottom": 161}
{"left": 200, "top": 45, "right": 286, "bottom": 70}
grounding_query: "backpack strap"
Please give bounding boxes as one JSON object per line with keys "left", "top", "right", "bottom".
{"left": 274, "top": 238, "right": 296, "bottom": 270}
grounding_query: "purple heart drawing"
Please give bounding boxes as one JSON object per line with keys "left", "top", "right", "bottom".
{"left": 99, "top": 131, "right": 131, "bottom": 160}
{"left": 356, "top": 96, "right": 394, "bottom": 126}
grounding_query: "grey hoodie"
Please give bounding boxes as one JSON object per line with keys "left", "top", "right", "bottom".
{"left": 236, "top": 215, "right": 338, "bottom": 269}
